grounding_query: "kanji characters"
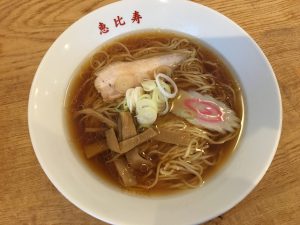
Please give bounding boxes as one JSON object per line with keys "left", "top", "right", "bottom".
{"left": 98, "top": 10, "right": 143, "bottom": 36}
{"left": 114, "top": 16, "right": 126, "bottom": 27}
{"left": 131, "top": 10, "right": 142, "bottom": 24}
{"left": 98, "top": 22, "right": 109, "bottom": 35}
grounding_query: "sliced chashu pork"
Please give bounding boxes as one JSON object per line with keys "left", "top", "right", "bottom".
{"left": 94, "top": 52, "right": 187, "bottom": 102}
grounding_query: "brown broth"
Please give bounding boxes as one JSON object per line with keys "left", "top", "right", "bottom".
{"left": 64, "top": 30, "right": 244, "bottom": 196}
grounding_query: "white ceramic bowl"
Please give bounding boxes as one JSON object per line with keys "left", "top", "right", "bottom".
{"left": 28, "top": 0, "right": 282, "bottom": 224}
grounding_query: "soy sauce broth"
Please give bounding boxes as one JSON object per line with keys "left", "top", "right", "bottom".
{"left": 65, "top": 30, "right": 244, "bottom": 195}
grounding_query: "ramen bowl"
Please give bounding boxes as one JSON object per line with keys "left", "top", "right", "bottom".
{"left": 28, "top": 0, "right": 282, "bottom": 224}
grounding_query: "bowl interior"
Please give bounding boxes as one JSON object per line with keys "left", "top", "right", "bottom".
{"left": 28, "top": 1, "right": 282, "bottom": 225}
